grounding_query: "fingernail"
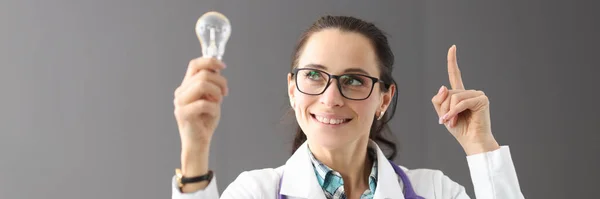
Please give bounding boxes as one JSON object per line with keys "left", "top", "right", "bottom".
{"left": 438, "top": 116, "right": 444, "bottom": 124}
{"left": 438, "top": 86, "right": 444, "bottom": 94}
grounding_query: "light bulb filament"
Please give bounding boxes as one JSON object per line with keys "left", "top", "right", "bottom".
{"left": 196, "top": 11, "right": 231, "bottom": 60}
{"left": 207, "top": 27, "right": 217, "bottom": 57}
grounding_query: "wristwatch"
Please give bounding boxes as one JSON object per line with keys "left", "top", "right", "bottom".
{"left": 175, "top": 168, "right": 214, "bottom": 188}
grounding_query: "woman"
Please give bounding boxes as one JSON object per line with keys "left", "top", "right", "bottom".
{"left": 171, "top": 15, "right": 525, "bottom": 199}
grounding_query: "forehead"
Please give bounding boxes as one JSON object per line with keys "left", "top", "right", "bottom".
{"left": 298, "top": 28, "right": 379, "bottom": 76}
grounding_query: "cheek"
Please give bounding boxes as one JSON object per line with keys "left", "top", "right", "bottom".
{"left": 353, "top": 98, "right": 380, "bottom": 120}
{"left": 293, "top": 95, "right": 315, "bottom": 117}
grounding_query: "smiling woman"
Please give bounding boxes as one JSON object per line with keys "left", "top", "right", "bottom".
{"left": 170, "top": 15, "right": 525, "bottom": 199}
{"left": 287, "top": 17, "right": 399, "bottom": 168}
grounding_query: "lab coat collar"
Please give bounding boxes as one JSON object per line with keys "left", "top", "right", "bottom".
{"left": 370, "top": 140, "right": 405, "bottom": 199}
{"left": 279, "top": 141, "right": 327, "bottom": 199}
{"left": 279, "top": 140, "right": 405, "bottom": 199}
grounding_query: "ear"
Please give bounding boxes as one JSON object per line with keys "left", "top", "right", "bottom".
{"left": 288, "top": 73, "right": 295, "bottom": 108}
{"left": 379, "top": 84, "right": 396, "bottom": 113}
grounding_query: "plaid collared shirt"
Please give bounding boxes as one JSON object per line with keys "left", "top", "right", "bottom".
{"left": 308, "top": 147, "right": 378, "bottom": 199}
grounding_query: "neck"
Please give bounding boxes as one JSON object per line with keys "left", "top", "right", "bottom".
{"left": 309, "top": 138, "right": 372, "bottom": 195}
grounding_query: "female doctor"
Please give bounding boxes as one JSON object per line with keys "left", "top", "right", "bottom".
{"left": 170, "top": 16, "right": 525, "bottom": 199}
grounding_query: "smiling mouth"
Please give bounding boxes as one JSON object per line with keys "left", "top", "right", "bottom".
{"left": 310, "top": 114, "right": 353, "bottom": 125}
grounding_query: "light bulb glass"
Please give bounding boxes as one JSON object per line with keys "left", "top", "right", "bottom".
{"left": 196, "top": 11, "right": 231, "bottom": 60}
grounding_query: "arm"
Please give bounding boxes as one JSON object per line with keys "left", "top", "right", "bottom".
{"left": 171, "top": 171, "right": 262, "bottom": 199}
{"left": 466, "top": 146, "right": 524, "bottom": 199}
{"left": 171, "top": 144, "right": 220, "bottom": 199}
{"left": 438, "top": 146, "right": 525, "bottom": 199}
{"left": 171, "top": 57, "right": 228, "bottom": 198}
{"left": 171, "top": 174, "right": 220, "bottom": 199}
{"left": 431, "top": 46, "right": 525, "bottom": 198}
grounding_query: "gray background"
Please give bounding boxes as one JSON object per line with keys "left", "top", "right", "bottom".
{"left": 1, "top": 0, "right": 598, "bottom": 198}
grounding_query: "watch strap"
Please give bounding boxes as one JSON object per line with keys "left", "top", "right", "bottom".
{"left": 176, "top": 169, "right": 213, "bottom": 187}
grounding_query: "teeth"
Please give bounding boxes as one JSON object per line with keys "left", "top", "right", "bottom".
{"left": 315, "top": 115, "right": 347, "bottom": 125}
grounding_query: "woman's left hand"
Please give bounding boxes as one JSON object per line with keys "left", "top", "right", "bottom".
{"left": 431, "top": 45, "right": 500, "bottom": 156}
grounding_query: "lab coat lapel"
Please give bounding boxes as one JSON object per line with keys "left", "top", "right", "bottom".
{"left": 280, "top": 140, "right": 406, "bottom": 199}
{"left": 370, "top": 141, "right": 405, "bottom": 199}
{"left": 279, "top": 141, "right": 327, "bottom": 199}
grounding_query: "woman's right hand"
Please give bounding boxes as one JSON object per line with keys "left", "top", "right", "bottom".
{"left": 173, "top": 57, "right": 228, "bottom": 192}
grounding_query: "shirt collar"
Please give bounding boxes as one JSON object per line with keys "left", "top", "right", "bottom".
{"left": 306, "top": 144, "right": 379, "bottom": 197}
{"left": 279, "top": 140, "right": 405, "bottom": 199}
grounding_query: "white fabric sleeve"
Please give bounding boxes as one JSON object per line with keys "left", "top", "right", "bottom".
{"left": 465, "top": 145, "right": 525, "bottom": 199}
{"left": 433, "top": 145, "right": 525, "bottom": 199}
{"left": 171, "top": 174, "right": 220, "bottom": 199}
{"left": 171, "top": 171, "right": 263, "bottom": 199}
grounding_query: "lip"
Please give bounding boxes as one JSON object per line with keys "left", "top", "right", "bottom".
{"left": 310, "top": 112, "right": 353, "bottom": 120}
{"left": 310, "top": 112, "right": 353, "bottom": 126}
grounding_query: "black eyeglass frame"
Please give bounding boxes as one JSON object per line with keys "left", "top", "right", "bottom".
{"left": 290, "top": 68, "right": 388, "bottom": 100}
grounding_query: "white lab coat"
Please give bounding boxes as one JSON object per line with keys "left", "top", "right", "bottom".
{"left": 172, "top": 141, "right": 525, "bottom": 199}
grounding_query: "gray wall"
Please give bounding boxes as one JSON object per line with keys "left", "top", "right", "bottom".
{"left": 1, "top": 0, "right": 598, "bottom": 198}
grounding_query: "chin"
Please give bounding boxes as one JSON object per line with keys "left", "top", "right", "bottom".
{"left": 306, "top": 128, "right": 356, "bottom": 150}
{"left": 299, "top": 113, "right": 365, "bottom": 150}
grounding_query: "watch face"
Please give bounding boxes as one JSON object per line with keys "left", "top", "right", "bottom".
{"left": 175, "top": 168, "right": 183, "bottom": 187}
{"left": 175, "top": 168, "right": 183, "bottom": 178}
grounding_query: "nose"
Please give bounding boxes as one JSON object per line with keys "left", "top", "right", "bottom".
{"left": 319, "top": 80, "right": 345, "bottom": 107}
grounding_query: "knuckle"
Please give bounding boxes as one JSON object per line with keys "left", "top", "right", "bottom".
{"left": 180, "top": 107, "right": 195, "bottom": 120}
{"left": 222, "top": 76, "right": 228, "bottom": 86}
{"left": 188, "top": 58, "right": 197, "bottom": 68}
{"left": 174, "top": 108, "right": 180, "bottom": 118}
{"left": 174, "top": 97, "right": 185, "bottom": 107}
{"left": 185, "top": 102, "right": 205, "bottom": 117}
{"left": 174, "top": 85, "right": 184, "bottom": 97}
{"left": 482, "top": 95, "right": 490, "bottom": 103}
{"left": 174, "top": 87, "right": 180, "bottom": 97}
{"left": 431, "top": 96, "right": 439, "bottom": 104}
{"left": 192, "top": 79, "right": 205, "bottom": 89}
{"left": 195, "top": 70, "right": 209, "bottom": 80}
{"left": 441, "top": 100, "right": 448, "bottom": 110}
{"left": 174, "top": 106, "right": 185, "bottom": 119}
{"left": 450, "top": 94, "right": 459, "bottom": 103}
{"left": 197, "top": 101, "right": 216, "bottom": 115}
{"left": 193, "top": 100, "right": 206, "bottom": 109}
{"left": 456, "top": 99, "right": 465, "bottom": 106}
{"left": 173, "top": 94, "right": 180, "bottom": 103}
{"left": 207, "top": 57, "right": 218, "bottom": 65}
{"left": 199, "top": 69, "right": 211, "bottom": 76}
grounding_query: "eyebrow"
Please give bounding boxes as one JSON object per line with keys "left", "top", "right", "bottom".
{"left": 303, "top": 64, "right": 371, "bottom": 76}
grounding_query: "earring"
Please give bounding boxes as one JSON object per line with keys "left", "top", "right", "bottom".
{"left": 377, "top": 111, "right": 385, "bottom": 120}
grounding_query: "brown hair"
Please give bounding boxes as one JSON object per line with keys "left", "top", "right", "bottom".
{"left": 290, "top": 15, "right": 400, "bottom": 160}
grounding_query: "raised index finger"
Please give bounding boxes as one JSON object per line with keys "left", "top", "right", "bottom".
{"left": 447, "top": 45, "right": 465, "bottom": 90}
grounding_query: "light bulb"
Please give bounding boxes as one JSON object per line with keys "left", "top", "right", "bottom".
{"left": 196, "top": 11, "right": 231, "bottom": 60}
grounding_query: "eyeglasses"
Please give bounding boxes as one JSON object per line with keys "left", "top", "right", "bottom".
{"left": 291, "top": 68, "right": 386, "bottom": 100}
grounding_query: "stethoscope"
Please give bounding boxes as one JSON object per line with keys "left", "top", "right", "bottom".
{"left": 277, "top": 160, "right": 425, "bottom": 199}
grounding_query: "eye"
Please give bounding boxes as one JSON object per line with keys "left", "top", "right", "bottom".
{"left": 304, "top": 70, "right": 323, "bottom": 80}
{"left": 340, "top": 75, "right": 364, "bottom": 86}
